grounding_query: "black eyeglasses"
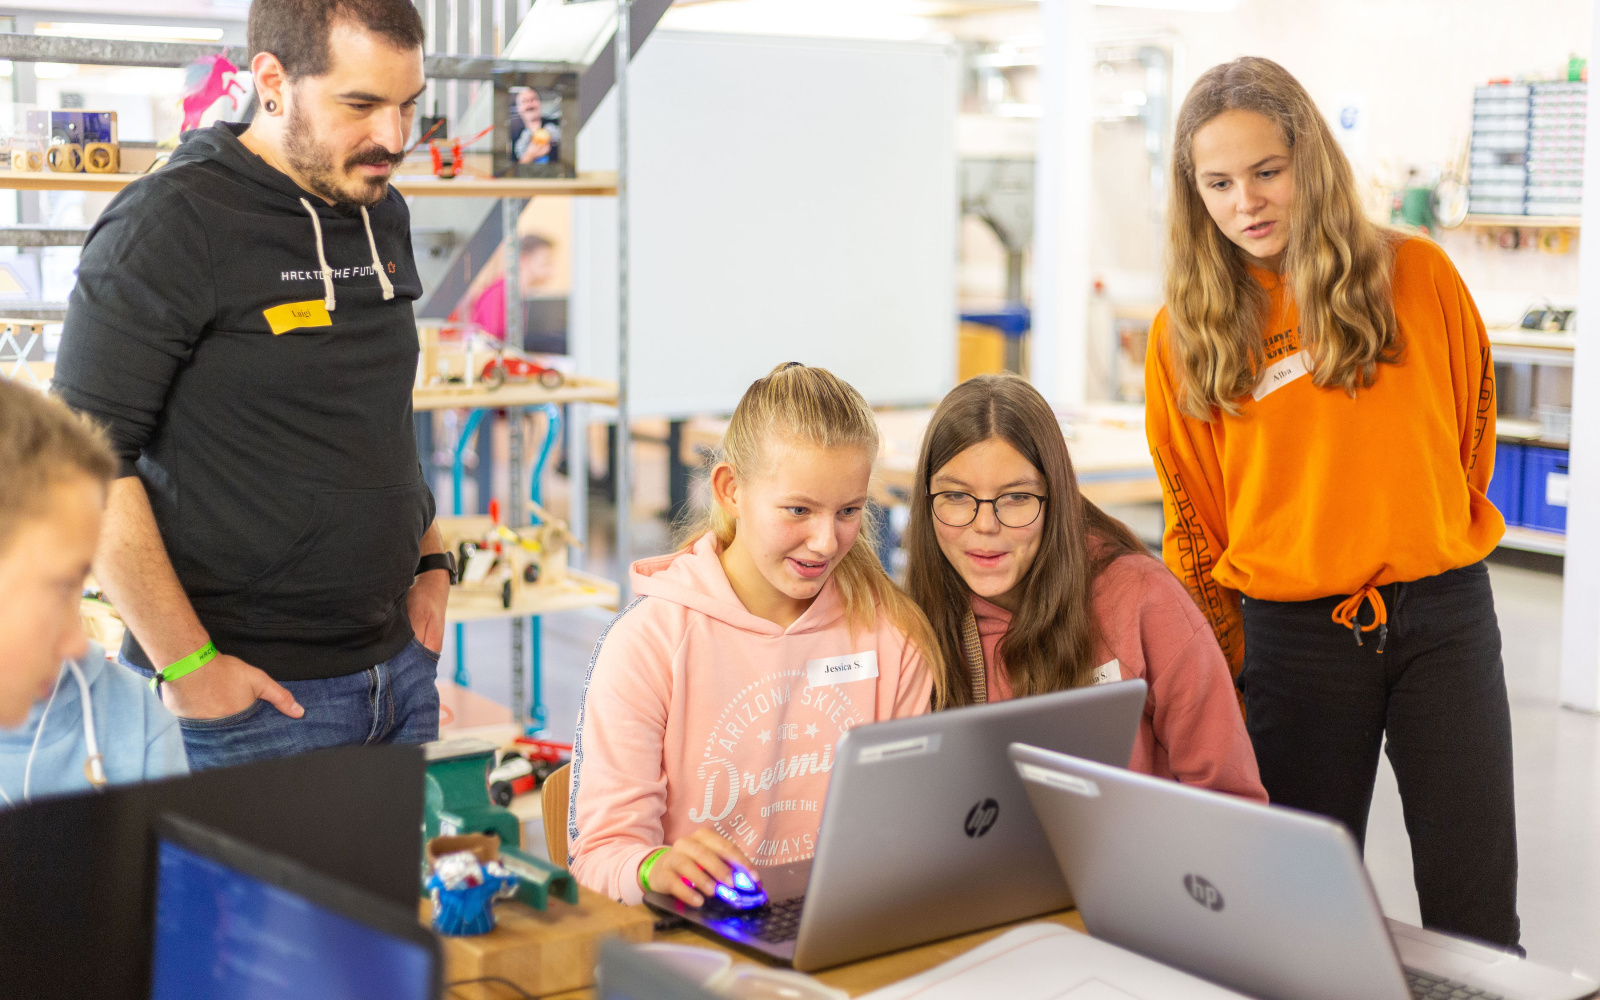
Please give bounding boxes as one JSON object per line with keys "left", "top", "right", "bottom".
{"left": 928, "top": 491, "right": 1047, "bottom": 528}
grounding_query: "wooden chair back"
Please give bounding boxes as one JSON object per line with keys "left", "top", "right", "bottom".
{"left": 542, "top": 762, "right": 571, "bottom": 869}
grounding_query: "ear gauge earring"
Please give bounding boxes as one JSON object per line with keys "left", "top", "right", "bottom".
{"left": 265, "top": 99, "right": 278, "bottom": 113}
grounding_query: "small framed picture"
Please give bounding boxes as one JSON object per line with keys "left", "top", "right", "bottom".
{"left": 494, "top": 71, "right": 578, "bottom": 179}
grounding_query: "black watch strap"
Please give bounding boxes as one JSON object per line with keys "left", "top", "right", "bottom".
{"left": 416, "top": 551, "right": 457, "bottom": 584}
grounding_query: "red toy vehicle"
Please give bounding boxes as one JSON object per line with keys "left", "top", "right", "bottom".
{"left": 480, "top": 352, "right": 564, "bottom": 390}
{"left": 488, "top": 739, "right": 573, "bottom": 807}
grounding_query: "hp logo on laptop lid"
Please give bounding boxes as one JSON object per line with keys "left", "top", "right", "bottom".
{"left": 964, "top": 799, "right": 999, "bottom": 838}
{"left": 1184, "top": 873, "right": 1225, "bottom": 911}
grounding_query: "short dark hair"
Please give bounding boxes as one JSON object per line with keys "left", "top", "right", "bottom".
{"left": 249, "top": 0, "right": 426, "bottom": 81}
{"left": 519, "top": 234, "right": 552, "bottom": 257}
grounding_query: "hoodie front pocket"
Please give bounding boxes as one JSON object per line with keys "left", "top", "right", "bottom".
{"left": 242, "top": 479, "right": 430, "bottom": 631}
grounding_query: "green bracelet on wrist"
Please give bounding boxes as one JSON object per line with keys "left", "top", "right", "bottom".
{"left": 638, "top": 847, "right": 671, "bottom": 894}
{"left": 149, "top": 641, "right": 219, "bottom": 693}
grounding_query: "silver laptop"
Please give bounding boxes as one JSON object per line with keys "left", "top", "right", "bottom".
{"left": 645, "top": 680, "right": 1147, "bottom": 971}
{"left": 1009, "top": 743, "right": 1599, "bottom": 1000}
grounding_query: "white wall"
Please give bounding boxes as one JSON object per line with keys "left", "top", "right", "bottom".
{"left": 1561, "top": 3, "right": 1600, "bottom": 713}
{"left": 571, "top": 30, "right": 960, "bottom": 418}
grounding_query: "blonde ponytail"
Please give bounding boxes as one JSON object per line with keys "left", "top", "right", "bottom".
{"left": 682, "top": 363, "right": 947, "bottom": 704}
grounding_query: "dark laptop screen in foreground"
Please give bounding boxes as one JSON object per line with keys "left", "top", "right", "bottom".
{"left": 151, "top": 833, "right": 436, "bottom": 1000}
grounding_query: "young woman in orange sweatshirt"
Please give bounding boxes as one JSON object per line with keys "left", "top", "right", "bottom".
{"left": 1145, "top": 57, "right": 1517, "bottom": 949}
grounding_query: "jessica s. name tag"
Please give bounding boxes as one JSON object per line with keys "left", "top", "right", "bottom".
{"left": 1253, "top": 349, "right": 1310, "bottom": 401}
{"left": 806, "top": 650, "right": 880, "bottom": 688}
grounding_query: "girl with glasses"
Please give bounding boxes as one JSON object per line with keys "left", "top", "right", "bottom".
{"left": 1146, "top": 58, "right": 1516, "bottom": 949}
{"left": 904, "top": 373, "right": 1264, "bottom": 799}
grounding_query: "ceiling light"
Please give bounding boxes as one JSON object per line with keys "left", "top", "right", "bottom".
{"left": 35, "top": 23, "right": 227, "bottom": 43}
{"left": 33, "top": 62, "right": 74, "bottom": 79}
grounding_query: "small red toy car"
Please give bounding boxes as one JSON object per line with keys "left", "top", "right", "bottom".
{"left": 480, "top": 353, "right": 564, "bottom": 390}
{"left": 488, "top": 739, "right": 573, "bottom": 807}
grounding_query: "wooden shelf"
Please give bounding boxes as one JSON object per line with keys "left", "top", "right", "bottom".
{"left": 0, "top": 170, "right": 618, "bottom": 198}
{"left": 391, "top": 172, "right": 616, "bottom": 198}
{"left": 414, "top": 374, "right": 618, "bottom": 411}
{"left": 1458, "top": 214, "right": 1580, "bottom": 230}
{"left": 443, "top": 567, "right": 619, "bottom": 624}
{"left": 1499, "top": 525, "right": 1566, "bottom": 556}
{"left": 0, "top": 171, "right": 149, "bottom": 192}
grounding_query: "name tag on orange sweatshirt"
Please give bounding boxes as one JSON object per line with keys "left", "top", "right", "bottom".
{"left": 1093, "top": 659, "right": 1121, "bottom": 684}
{"left": 806, "top": 650, "right": 879, "bottom": 687}
{"left": 1253, "top": 349, "right": 1309, "bottom": 401}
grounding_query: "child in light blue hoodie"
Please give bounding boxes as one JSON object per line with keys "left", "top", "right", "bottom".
{"left": 0, "top": 380, "right": 186, "bottom": 806}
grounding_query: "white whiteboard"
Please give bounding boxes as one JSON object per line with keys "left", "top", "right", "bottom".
{"left": 570, "top": 31, "right": 960, "bottom": 417}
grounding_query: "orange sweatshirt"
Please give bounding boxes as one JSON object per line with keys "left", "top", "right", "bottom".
{"left": 567, "top": 532, "right": 933, "bottom": 904}
{"left": 1144, "top": 237, "right": 1501, "bottom": 672}
{"left": 971, "top": 551, "right": 1266, "bottom": 801}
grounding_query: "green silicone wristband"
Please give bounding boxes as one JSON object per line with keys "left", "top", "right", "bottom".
{"left": 638, "top": 847, "right": 671, "bottom": 894}
{"left": 149, "top": 641, "right": 219, "bottom": 693}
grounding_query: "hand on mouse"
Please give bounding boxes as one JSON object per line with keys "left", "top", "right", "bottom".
{"left": 641, "top": 828, "right": 760, "bottom": 907}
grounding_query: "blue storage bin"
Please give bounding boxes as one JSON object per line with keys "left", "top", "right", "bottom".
{"left": 1521, "top": 446, "right": 1569, "bottom": 533}
{"left": 1486, "top": 442, "right": 1523, "bottom": 526}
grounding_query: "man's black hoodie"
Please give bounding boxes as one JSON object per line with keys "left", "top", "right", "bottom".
{"left": 54, "top": 123, "right": 436, "bottom": 681}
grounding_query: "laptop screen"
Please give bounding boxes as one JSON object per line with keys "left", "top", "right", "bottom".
{"left": 150, "top": 837, "right": 435, "bottom": 1000}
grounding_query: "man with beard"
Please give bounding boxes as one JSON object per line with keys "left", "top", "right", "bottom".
{"left": 52, "top": 0, "right": 451, "bottom": 770}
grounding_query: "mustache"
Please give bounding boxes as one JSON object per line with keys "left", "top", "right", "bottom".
{"left": 344, "top": 146, "right": 404, "bottom": 170}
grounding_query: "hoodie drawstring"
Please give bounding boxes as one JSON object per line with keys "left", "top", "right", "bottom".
{"left": 299, "top": 197, "right": 337, "bottom": 311}
{"left": 1332, "top": 582, "right": 1388, "bottom": 653}
{"left": 360, "top": 205, "right": 395, "bottom": 301}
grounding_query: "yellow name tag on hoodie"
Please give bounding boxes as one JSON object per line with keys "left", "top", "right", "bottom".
{"left": 263, "top": 299, "right": 332, "bottom": 336}
{"left": 806, "top": 650, "right": 879, "bottom": 688}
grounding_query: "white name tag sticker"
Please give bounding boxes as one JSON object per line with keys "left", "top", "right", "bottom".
{"left": 1253, "top": 350, "right": 1310, "bottom": 401}
{"left": 1093, "top": 659, "right": 1122, "bottom": 685}
{"left": 806, "top": 650, "right": 879, "bottom": 688}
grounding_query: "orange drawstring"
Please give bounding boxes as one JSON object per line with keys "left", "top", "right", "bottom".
{"left": 1332, "top": 584, "right": 1389, "bottom": 652}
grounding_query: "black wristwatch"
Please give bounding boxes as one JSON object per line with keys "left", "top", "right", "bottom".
{"left": 416, "top": 551, "right": 457, "bottom": 584}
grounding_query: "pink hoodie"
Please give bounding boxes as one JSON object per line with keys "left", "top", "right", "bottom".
{"left": 568, "top": 532, "right": 934, "bottom": 903}
{"left": 973, "top": 551, "right": 1267, "bottom": 801}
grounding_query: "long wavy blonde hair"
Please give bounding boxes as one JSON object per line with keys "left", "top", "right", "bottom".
{"left": 682, "top": 363, "right": 947, "bottom": 703}
{"left": 1166, "top": 56, "right": 1401, "bottom": 420}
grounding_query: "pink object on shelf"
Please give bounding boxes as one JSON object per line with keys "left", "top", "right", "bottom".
{"left": 180, "top": 54, "right": 246, "bottom": 132}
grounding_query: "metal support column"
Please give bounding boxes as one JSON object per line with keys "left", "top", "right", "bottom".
{"left": 503, "top": 196, "right": 531, "bottom": 730}
{"left": 614, "top": 0, "right": 634, "bottom": 599}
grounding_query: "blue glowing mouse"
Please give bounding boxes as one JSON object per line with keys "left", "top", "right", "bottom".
{"left": 710, "top": 868, "right": 768, "bottom": 910}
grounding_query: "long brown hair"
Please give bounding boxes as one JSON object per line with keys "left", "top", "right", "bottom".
{"left": 1166, "top": 56, "right": 1400, "bottom": 420}
{"left": 904, "top": 374, "right": 1145, "bottom": 709}
{"left": 681, "top": 363, "right": 948, "bottom": 704}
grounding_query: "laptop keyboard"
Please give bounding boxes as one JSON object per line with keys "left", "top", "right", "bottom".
{"left": 706, "top": 895, "right": 807, "bottom": 945}
{"left": 1405, "top": 967, "right": 1506, "bottom": 1000}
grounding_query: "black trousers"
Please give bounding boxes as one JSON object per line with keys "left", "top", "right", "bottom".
{"left": 1238, "top": 561, "right": 1520, "bottom": 949}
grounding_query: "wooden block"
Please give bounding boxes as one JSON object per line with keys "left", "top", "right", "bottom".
{"left": 422, "top": 888, "right": 653, "bottom": 998}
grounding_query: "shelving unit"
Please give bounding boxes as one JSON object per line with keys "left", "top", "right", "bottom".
{"left": 0, "top": 25, "right": 638, "bottom": 737}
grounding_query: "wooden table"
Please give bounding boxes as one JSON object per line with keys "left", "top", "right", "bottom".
{"left": 475, "top": 908, "right": 1089, "bottom": 1000}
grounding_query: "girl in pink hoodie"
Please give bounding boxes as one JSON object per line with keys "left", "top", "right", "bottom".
{"left": 904, "top": 374, "right": 1265, "bottom": 801}
{"left": 569, "top": 364, "right": 938, "bottom": 906}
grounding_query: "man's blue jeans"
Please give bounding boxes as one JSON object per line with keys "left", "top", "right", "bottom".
{"left": 126, "top": 638, "right": 441, "bottom": 771}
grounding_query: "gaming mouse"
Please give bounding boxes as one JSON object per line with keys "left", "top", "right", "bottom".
{"left": 710, "top": 868, "right": 768, "bottom": 910}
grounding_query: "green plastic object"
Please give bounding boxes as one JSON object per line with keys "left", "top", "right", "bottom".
{"left": 501, "top": 843, "right": 581, "bottom": 908}
{"left": 1392, "top": 186, "right": 1436, "bottom": 234}
{"left": 423, "top": 739, "right": 522, "bottom": 847}
{"left": 421, "top": 738, "right": 579, "bottom": 910}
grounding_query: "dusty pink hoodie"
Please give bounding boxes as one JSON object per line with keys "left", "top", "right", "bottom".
{"left": 973, "top": 550, "right": 1267, "bottom": 802}
{"left": 568, "top": 533, "right": 934, "bottom": 903}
